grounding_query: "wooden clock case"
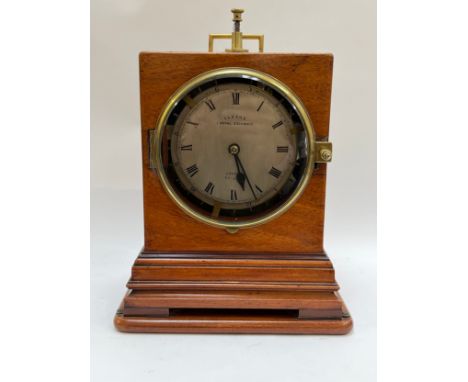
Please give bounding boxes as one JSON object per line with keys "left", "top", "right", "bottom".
{"left": 114, "top": 52, "right": 352, "bottom": 334}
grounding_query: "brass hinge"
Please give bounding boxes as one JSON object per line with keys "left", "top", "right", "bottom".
{"left": 148, "top": 129, "right": 157, "bottom": 169}
{"left": 314, "top": 141, "right": 333, "bottom": 163}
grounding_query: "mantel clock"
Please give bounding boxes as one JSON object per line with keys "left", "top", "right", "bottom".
{"left": 115, "top": 9, "right": 352, "bottom": 334}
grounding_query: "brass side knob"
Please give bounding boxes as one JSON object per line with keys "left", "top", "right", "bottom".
{"left": 314, "top": 142, "right": 333, "bottom": 163}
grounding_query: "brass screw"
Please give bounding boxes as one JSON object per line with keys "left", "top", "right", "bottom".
{"left": 320, "top": 149, "right": 332, "bottom": 162}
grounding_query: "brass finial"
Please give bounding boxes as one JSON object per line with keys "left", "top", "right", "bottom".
{"left": 231, "top": 8, "right": 244, "bottom": 23}
{"left": 208, "top": 9, "right": 264, "bottom": 53}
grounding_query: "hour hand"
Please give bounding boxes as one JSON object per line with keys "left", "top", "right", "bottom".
{"left": 234, "top": 156, "right": 246, "bottom": 190}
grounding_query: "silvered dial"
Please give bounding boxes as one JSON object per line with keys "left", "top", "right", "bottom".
{"left": 170, "top": 83, "right": 297, "bottom": 211}
{"left": 157, "top": 69, "right": 312, "bottom": 227}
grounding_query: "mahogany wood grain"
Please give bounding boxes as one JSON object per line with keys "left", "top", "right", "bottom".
{"left": 114, "top": 305, "right": 352, "bottom": 335}
{"left": 139, "top": 251, "right": 330, "bottom": 260}
{"left": 131, "top": 265, "right": 335, "bottom": 283}
{"left": 123, "top": 290, "right": 343, "bottom": 312}
{"left": 133, "top": 257, "right": 333, "bottom": 268}
{"left": 139, "top": 52, "right": 333, "bottom": 254}
{"left": 114, "top": 52, "right": 353, "bottom": 334}
{"left": 126, "top": 250, "right": 338, "bottom": 291}
{"left": 126, "top": 281, "right": 339, "bottom": 292}
{"left": 123, "top": 307, "right": 169, "bottom": 317}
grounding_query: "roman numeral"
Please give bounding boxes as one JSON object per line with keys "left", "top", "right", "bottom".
{"left": 255, "top": 185, "right": 263, "bottom": 193}
{"left": 269, "top": 167, "right": 282, "bottom": 178}
{"left": 181, "top": 144, "right": 192, "bottom": 151}
{"left": 272, "top": 120, "right": 284, "bottom": 129}
{"left": 230, "top": 189, "right": 238, "bottom": 201}
{"left": 205, "top": 99, "right": 216, "bottom": 111}
{"left": 186, "top": 164, "right": 199, "bottom": 177}
{"left": 276, "top": 146, "right": 288, "bottom": 153}
{"left": 204, "top": 182, "right": 215, "bottom": 195}
{"left": 232, "top": 92, "right": 240, "bottom": 105}
{"left": 256, "top": 101, "right": 264, "bottom": 112}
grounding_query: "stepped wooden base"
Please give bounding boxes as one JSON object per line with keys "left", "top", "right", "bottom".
{"left": 114, "top": 306, "right": 352, "bottom": 334}
{"left": 114, "top": 290, "right": 352, "bottom": 334}
{"left": 115, "top": 251, "right": 353, "bottom": 334}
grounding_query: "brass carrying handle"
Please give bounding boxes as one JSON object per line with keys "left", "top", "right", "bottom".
{"left": 208, "top": 9, "right": 264, "bottom": 53}
{"left": 208, "top": 33, "right": 264, "bottom": 53}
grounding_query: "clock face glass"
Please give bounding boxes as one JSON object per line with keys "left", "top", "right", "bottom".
{"left": 158, "top": 73, "right": 311, "bottom": 226}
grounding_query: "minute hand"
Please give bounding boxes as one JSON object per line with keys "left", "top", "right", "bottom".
{"left": 235, "top": 154, "right": 257, "bottom": 201}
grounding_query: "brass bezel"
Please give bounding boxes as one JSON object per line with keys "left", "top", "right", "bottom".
{"left": 153, "top": 67, "right": 316, "bottom": 231}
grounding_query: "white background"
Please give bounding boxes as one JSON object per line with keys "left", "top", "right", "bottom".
{"left": 2, "top": 1, "right": 467, "bottom": 382}
{"left": 91, "top": 1, "right": 375, "bottom": 381}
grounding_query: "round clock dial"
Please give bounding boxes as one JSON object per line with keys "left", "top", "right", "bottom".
{"left": 154, "top": 68, "right": 315, "bottom": 230}
{"left": 171, "top": 83, "right": 296, "bottom": 210}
